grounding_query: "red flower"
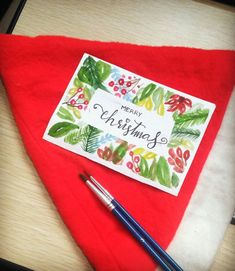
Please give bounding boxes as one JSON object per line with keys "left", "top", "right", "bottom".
{"left": 168, "top": 147, "right": 190, "bottom": 173}
{"left": 165, "top": 94, "right": 192, "bottom": 114}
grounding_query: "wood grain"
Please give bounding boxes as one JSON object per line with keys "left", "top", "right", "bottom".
{"left": 0, "top": 0, "right": 234, "bottom": 270}
{"left": 210, "top": 224, "right": 235, "bottom": 271}
{"left": 0, "top": 84, "right": 92, "bottom": 270}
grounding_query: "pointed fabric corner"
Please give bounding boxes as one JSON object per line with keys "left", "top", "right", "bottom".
{"left": 0, "top": 34, "right": 234, "bottom": 271}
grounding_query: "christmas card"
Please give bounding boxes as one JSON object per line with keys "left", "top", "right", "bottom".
{"left": 43, "top": 53, "right": 215, "bottom": 195}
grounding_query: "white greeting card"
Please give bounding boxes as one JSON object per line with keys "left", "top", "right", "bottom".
{"left": 43, "top": 53, "right": 215, "bottom": 196}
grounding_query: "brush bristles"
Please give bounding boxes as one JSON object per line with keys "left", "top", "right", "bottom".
{"left": 79, "top": 174, "right": 88, "bottom": 182}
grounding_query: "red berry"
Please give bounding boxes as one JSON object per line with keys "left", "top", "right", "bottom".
{"left": 78, "top": 94, "right": 84, "bottom": 99}
{"left": 183, "top": 150, "right": 190, "bottom": 162}
{"left": 168, "top": 148, "right": 176, "bottom": 159}
{"left": 118, "top": 78, "right": 124, "bottom": 85}
{"left": 134, "top": 156, "right": 140, "bottom": 163}
{"left": 114, "top": 86, "right": 119, "bottom": 91}
{"left": 168, "top": 157, "right": 175, "bottom": 165}
{"left": 121, "top": 89, "right": 127, "bottom": 95}
{"left": 84, "top": 100, "right": 89, "bottom": 105}
{"left": 174, "top": 166, "right": 183, "bottom": 173}
{"left": 78, "top": 105, "right": 83, "bottom": 109}
{"left": 70, "top": 99, "right": 76, "bottom": 105}
{"left": 109, "top": 81, "right": 114, "bottom": 87}
{"left": 135, "top": 167, "right": 140, "bottom": 173}
{"left": 129, "top": 151, "right": 134, "bottom": 156}
{"left": 175, "top": 157, "right": 183, "bottom": 169}
{"left": 77, "top": 88, "right": 83, "bottom": 92}
{"left": 127, "top": 162, "right": 133, "bottom": 169}
{"left": 128, "top": 76, "right": 132, "bottom": 79}
{"left": 176, "top": 147, "right": 182, "bottom": 158}
{"left": 126, "top": 81, "right": 132, "bottom": 87}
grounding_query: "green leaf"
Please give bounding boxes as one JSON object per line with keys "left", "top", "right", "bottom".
{"left": 149, "top": 158, "right": 157, "bottom": 181}
{"left": 96, "top": 60, "right": 111, "bottom": 81}
{"left": 173, "top": 109, "right": 209, "bottom": 128}
{"left": 167, "top": 138, "right": 194, "bottom": 150}
{"left": 83, "top": 86, "right": 92, "bottom": 101}
{"left": 73, "top": 77, "right": 83, "bottom": 88}
{"left": 152, "top": 87, "right": 164, "bottom": 106}
{"left": 139, "top": 156, "right": 149, "bottom": 177}
{"left": 132, "top": 96, "right": 139, "bottom": 104}
{"left": 77, "top": 56, "right": 109, "bottom": 90}
{"left": 64, "top": 130, "right": 81, "bottom": 145}
{"left": 156, "top": 156, "right": 171, "bottom": 187}
{"left": 48, "top": 122, "right": 79, "bottom": 138}
{"left": 171, "top": 126, "right": 200, "bottom": 140}
{"left": 78, "top": 66, "right": 92, "bottom": 85}
{"left": 152, "top": 87, "right": 165, "bottom": 115}
{"left": 171, "top": 173, "right": 180, "bottom": 188}
{"left": 142, "top": 152, "right": 157, "bottom": 160}
{"left": 164, "top": 90, "right": 174, "bottom": 101}
{"left": 56, "top": 106, "right": 75, "bottom": 122}
{"left": 139, "top": 83, "right": 156, "bottom": 101}
{"left": 133, "top": 148, "right": 145, "bottom": 155}
{"left": 80, "top": 125, "right": 102, "bottom": 153}
{"left": 112, "top": 142, "right": 128, "bottom": 164}
{"left": 72, "top": 107, "right": 81, "bottom": 119}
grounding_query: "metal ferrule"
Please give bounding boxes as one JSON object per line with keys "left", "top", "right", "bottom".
{"left": 90, "top": 176, "right": 114, "bottom": 200}
{"left": 86, "top": 181, "right": 115, "bottom": 211}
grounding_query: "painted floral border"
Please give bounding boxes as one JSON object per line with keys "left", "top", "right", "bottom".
{"left": 47, "top": 55, "right": 210, "bottom": 189}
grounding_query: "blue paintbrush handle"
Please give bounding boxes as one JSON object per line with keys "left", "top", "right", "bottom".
{"left": 112, "top": 207, "right": 172, "bottom": 271}
{"left": 112, "top": 199, "right": 183, "bottom": 271}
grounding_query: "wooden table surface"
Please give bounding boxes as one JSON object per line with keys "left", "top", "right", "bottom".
{"left": 0, "top": 1, "right": 235, "bottom": 270}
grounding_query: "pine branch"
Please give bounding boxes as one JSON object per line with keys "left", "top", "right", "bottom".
{"left": 171, "top": 126, "right": 200, "bottom": 140}
{"left": 173, "top": 109, "right": 209, "bottom": 128}
{"left": 80, "top": 125, "right": 102, "bottom": 153}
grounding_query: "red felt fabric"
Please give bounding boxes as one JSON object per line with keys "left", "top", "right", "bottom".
{"left": 0, "top": 34, "right": 234, "bottom": 271}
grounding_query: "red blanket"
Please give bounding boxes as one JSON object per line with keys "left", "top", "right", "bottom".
{"left": 0, "top": 35, "right": 234, "bottom": 271}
